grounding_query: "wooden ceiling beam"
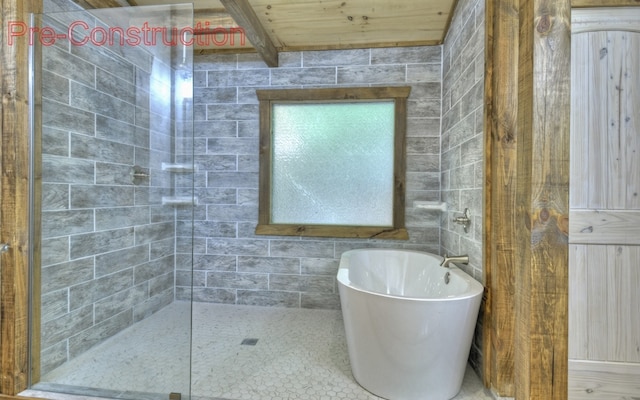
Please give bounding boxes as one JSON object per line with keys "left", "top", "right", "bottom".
{"left": 219, "top": 0, "right": 278, "bottom": 67}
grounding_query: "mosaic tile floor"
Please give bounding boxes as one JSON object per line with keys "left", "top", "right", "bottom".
{"left": 24, "top": 302, "right": 499, "bottom": 400}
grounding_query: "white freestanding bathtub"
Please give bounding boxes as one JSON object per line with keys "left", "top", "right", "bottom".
{"left": 337, "top": 249, "right": 484, "bottom": 400}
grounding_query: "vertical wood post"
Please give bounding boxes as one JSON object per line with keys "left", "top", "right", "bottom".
{"left": 515, "top": 0, "right": 570, "bottom": 398}
{"left": 483, "top": 0, "right": 520, "bottom": 395}
{"left": 1, "top": 0, "right": 42, "bottom": 395}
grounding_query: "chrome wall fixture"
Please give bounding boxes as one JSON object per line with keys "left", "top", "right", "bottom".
{"left": 453, "top": 208, "right": 471, "bottom": 233}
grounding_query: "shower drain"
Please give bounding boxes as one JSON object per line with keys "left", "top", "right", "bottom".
{"left": 241, "top": 338, "right": 259, "bottom": 346}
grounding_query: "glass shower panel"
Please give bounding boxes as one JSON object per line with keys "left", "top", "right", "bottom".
{"left": 30, "top": 4, "right": 194, "bottom": 399}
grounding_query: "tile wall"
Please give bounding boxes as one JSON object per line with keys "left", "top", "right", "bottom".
{"left": 441, "top": 0, "right": 486, "bottom": 374}
{"left": 176, "top": 47, "right": 444, "bottom": 308}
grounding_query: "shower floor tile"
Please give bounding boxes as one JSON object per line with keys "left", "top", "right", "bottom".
{"left": 25, "top": 302, "right": 497, "bottom": 400}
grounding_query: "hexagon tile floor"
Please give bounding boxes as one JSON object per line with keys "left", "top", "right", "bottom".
{"left": 23, "top": 302, "right": 501, "bottom": 400}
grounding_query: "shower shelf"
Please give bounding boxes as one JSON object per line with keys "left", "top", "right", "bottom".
{"left": 413, "top": 201, "right": 447, "bottom": 212}
{"left": 162, "top": 162, "right": 198, "bottom": 173}
{"left": 162, "top": 196, "right": 199, "bottom": 206}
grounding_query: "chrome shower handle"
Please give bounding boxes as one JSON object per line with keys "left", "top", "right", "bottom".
{"left": 453, "top": 208, "right": 471, "bottom": 233}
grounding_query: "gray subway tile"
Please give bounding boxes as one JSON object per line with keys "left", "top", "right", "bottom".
{"left": 269, "top": 274, "right": 334, "bottom": 293}
{"left": 70, "top": 81, "right": 135, "bottom": 124}
{"left": 70, "top": 44, "right": 134, "bottom": 83}
{"left": 133, "top": 255, "right": 174, "bottom": 284}
{"left": 236, "top": 290, "right": 300, "bottom": 308}
{"left": 70, "top": 228, "right": 135, "bottom": 259}
{"left": 42, "top": 126, "right": 70, "bottom": 157}
{"left": 68, "top": 309, "right": 133, "bottom": 359}
{"left": 132, "top": 290, "right": 173, "bottom": 321}
{"left": 207, "top": 271, "right": 268, "bottom": 290}
{"left": 96, "top": 68, "right": 136, "bottom": 104}
{"left": 300, "top": 258, "right": 339, "bottom": 276}
{"left": 95, "top": 206, "right": 150, "bottom": 230}
{"left": 188, "top": 287, "right": 236, "bottom": 303}
{"left": 371, "top": 46, "right": 441, "bottom": 64}
{"left": 42, "top": 257, "right": 93, "bottom": 294}
{"left": 206, "top": 238, "right": 268, "bottom": 256}
{"left": 238, "top": 256, "right": 300, "bottom": 274}
{"left": 42, "top": 184, "right": 70, "bottom": 211}
{"left": 42, "top": 155, "right": 95, "bottom": 184}
{"left": 301, "top": 293, "right": 341, "bottom": 310}
{"left": 134, "top": 222, "right": 175, "bottom": 244}
{"left": 208, "top": 69, "right": 269, "bottom": 87}
{"left": 43, "top": 70, "right": 70, "bottom": 104}
{"left": 69, "top": 269, "right": 133, "bottom": 310}
{"left": 149, "top": 272, "right": 174, "bottom": 297}
{"left": 271, "top": 67, "right": 337, "bottom": 86}
{"left": 304, "top": 49, "right": 370, "bottom": 66}
{"left": 337, "top": 65, "right": 406, "bottom": 84}
{"left": 94, "top": 285, "right": 147, "bottom": 323}
{"left": 41, "top": 305, "right": 93, "bottom": 348}
{"left": 43, "top": 101, "right": 95, "bottom": 136}
{"left": 194, "top": 87, "right": 237, "bottom": 104}
{"left": 95, "top": 244, "right": 149, "bottom": 277}
{"left": 270, "top": 240, "right": 334, "bottom": 258}
{"left": 41, "top": 236, "right": 70, "bottom": 266}
{"left": 43, "top": 45, "right": 95, "bottom": 87}
{"left": 70, "top": 185, "right": 135, "bottom": 208}
{"left": 42, "top": 209, "right": 93, "bottom": 238}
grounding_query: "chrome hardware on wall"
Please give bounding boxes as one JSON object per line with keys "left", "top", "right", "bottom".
{"left": 453, "top": 208, "right": 471, "bottom": 233}
{"left": 130, "top": 165, "right": 150, "bottom": 184}
{"left": 0, "top": 243, "right": 10, "bottom": 253}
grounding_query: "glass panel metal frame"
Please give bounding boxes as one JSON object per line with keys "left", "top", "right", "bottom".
{"left": 28, "top": 4, "right": 194, "bottom": 399}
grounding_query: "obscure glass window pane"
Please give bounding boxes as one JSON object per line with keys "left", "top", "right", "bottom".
{"left": 271, "top": 102, "right": 395, "bottom": 226}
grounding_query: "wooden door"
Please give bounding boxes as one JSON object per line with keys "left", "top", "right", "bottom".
{"left": 569, "top": 8, "right": 640, "bottom": 399}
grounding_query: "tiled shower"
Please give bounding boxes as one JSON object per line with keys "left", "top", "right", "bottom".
{"left": 32, "top": 0, "right": 487, "bottom": 397}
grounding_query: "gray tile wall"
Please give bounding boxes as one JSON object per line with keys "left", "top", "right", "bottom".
{"left": 177, "top": 47, "right": 443, "bottom": 309}
{"left": 441, "top": 0, "right": 486, "bottom": 376}
{"left": 39, "top": 7, "right": 178, "bottom": 375}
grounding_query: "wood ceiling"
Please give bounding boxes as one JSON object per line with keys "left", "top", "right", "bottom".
{"left": 78, "top": 0, "right": 458, "bottom": 67}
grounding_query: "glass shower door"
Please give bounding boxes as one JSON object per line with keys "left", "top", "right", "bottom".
{"left": 29, "top": 4, "right": 194, "bottom": 399}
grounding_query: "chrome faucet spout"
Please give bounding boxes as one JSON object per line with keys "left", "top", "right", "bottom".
{"left": 439, "top": 254, "right": 469, "bottom": 268}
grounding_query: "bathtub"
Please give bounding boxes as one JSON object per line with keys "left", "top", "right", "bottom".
{"left": 337, "top": 249, "right": 484, "bottom": 400}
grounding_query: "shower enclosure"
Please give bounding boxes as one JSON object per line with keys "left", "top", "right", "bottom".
{"left": 29, "top": 3, "right": 194, "bottom": 398}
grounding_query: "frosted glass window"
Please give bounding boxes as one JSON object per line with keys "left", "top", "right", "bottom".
{"left": 255, "top": 87, "right": 410, "bottom": 239}
{"left": 271, "top": 102, "right": 394, "bottom": 226}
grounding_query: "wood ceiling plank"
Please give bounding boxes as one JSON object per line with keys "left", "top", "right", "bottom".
{"left": 193, "top": 9, "right": 255, "bottom": 52}
{"left": 220, "top": 0, "right": 279, "bottom": 67}
{"left": 248, "top": 0, "right": 454, "bottom": 47}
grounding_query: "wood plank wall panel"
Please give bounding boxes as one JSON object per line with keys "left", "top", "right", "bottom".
{"left": 514, "top": 0, "right": 571, "bottom": 398}
{"left": 569, "top": 11, "right": 640, "bottom": 398}
{"left": 572, "top": 0, "right": 640, "bottom": 8}
{"left": 571, "top": 30, "right": 640, "bottom": 211}
{"left": 569, "top": 361, "right": 640, "bottom": 399}
{"left": 569, "top": 244, "right": 640, "bottom": 362}
{"left": 0, "top": 0, "right": 42, "bottom": 395}
{"left": 570, "top": 210, "right": 640, "bottom": 244}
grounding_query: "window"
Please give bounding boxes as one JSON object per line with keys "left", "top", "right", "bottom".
{"left": 255, "top": 86, "right": 410, "bottom": 239}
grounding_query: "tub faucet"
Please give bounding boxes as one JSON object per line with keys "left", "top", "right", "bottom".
{"left": 440, "top": 254, "right": 469, "bottom": 268}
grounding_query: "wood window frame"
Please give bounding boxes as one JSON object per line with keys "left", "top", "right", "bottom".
{"left": 254, "top": 86, "right": 410, "bottom": 240}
